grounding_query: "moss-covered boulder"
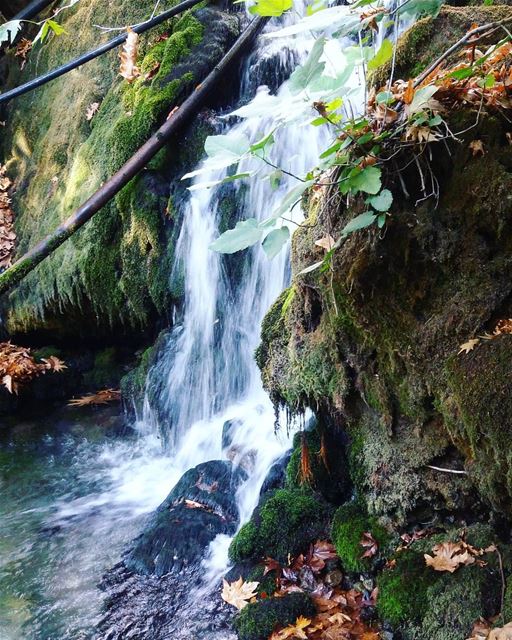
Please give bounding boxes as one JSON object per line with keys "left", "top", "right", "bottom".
{"left": 377, "top": 526, "right": 503, "bottom": 639}
{"left": 233, "top": 592, "right": 315, "bottom": 640}
{"left": 228, "top": 488, "right": 330, "bottom": 563}
{"left": 0, "top": 2, "right": 239, "bottom": 337}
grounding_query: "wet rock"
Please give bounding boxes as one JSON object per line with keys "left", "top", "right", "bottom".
{"left": 259, "top": 450, "right": 292, "bottom": 496}
{"left": 126, "top": 460, "right": 246, "bottom": 576}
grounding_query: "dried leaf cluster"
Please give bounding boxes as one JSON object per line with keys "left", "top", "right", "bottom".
{"left": 368, "top": 37, "right": 512, "bottom": 144}
{"left": 0, "top": 164, "right": 15, "bottom": 269}
{"left": 0, "top": 342, "right": 66, "bottom": 393}
{"left": 119, "top": 27, "right": 140, "bottom": 82}
{"left": 222, "top": 541, "right": 381, "bottom": 639}
{"left": 15, "top": 37, "right": 32, "bottom": 70}
{"left": 458, "top": 318, "right": 512, "bottom": 355}
{"left": 85, "top": 102, "right": 100, "bottom": 121}
{"left": 424, "top": 539, "right": 496, "bottom": 573}
{"left": 68, "top": 388, "right": 120, "bottom": 406}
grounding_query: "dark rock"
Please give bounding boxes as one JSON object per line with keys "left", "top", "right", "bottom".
{"left": 259, "top": 450, "right": 292, "bottom": 496}
{"left": 126, "top": 460, "right": 247, "bottom": 576}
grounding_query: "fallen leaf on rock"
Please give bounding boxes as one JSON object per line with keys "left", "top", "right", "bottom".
{"left": 221, "top": 577, "right": 259, "bottom": 610}
{"left": 467, "top": 617, "right": 492, "bottom": 640}
{"left": 68, "top": 388, "right": 121, "bottom": 406}
{"left": 458, "top": 338, "right": 480, "bottom": 355}
{"left": 489, "top": 623, "right": 512, "bottom": 640}
{"left": 424, "top": 541, "right": 478, "bottom": 573}
{"left": 119, "top": 27, "right": 140, "bottom": 82}
{"left": 0, "top": 342, "right": 66, "bottom": 393}
{"left": 86, "top": 102, "right": 100, "bottom": 121}
{"left": 276, "top": 615, "right": 312, "bottom": 639}
{"left": 360, "top": 531, "right": 378, "bottom": 559}
{"left": 15, "top": 37, "right": 32, "bottom": 69}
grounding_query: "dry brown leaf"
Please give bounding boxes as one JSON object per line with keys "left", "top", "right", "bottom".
{"left": 458, "top": 338, "right": 480, "bottom": 355}
{"left": 315, "top": 235, "right": 336, "bottom": 251}
{"left": 221, "top": 577, "right": 259, "bottom": 610}
{"left": 276, "top": 615, "right": 312, "bottom": 640}
{"left": 467, "top": 618, "right": 492, "bottom": 640}
{"left": 86, "top": 102, "right": 100, "bottom": 121}
{"left": 0, "top": 342, "right": 66, "bottom": 394}
{"left": 119, "top": 27, "right": 140, "bottom": 82}
{"left": 469, "top": 140, "right": 485, "bottom": 157}
{"left": 15, "top": 38, "right": 32, "bottom": 70}
{"left": 424, "top": 541, "right": 476, "bottom": 573}
{"left": 405, "top": 125, "right": 442, "bottom": 144}
{"left": 360, "top": 531, "right": 378, "bottom": 559}
{"left": 489, "top": 623, "right": 512, "bottom": 640}
{"left": 403, "top": 79, "right": 415, "bottom": 105}
{"left": 68, "top": 388, "right": 121, "bottom": 406}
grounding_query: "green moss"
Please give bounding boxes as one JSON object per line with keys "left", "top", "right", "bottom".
{"left": 377, "top": 527, "right": 502, "bottom": 637}
{"left": 120, "top": 343, "right": 158, "bottom": 412}
{"left": 228, "top": 488, "right": 329, "bottom": 563}
{"left": 234, "top": 593, "right": 316, "bottom": 640}
{"left": 83, "top": 347, "right": 123, "bottom": 389}
{"left": 1, "top": 2, "right": 229, "bottom": 335}
{"left": 247, "top": 565, "right": 278, "bottom": 598}
{"left": 331, "top": 502, "right": 391, "bottom": 573}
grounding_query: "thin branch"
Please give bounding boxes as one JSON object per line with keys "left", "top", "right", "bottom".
{"left": 426, "top": 464, "right": 468, "bottom": 475}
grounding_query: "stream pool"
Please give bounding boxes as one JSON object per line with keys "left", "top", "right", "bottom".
{"left": 0, "top": 404, "right": 173, "bottom": 640}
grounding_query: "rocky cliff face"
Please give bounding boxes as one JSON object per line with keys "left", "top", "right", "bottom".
{"left": 244, "top": 5, "right": 512, "bottom": 638}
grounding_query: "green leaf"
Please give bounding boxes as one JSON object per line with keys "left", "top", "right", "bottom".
{"left": 342, "top": 212, "right": 377, "bottom": 235}
{"left": 408, "top": 85, "right": 438, "bottom": 114}
{"left": 367, "top": 39, "right": 393, "bottom": 71}
{"left": 269, "top": 169, "right": 283, "bottom": 190}
{"left": 250, "top": 132, "right": 275, "bottom": 155}
{"left": 188, "top": 173, "right": 251, "bottom": 192}
{"left": 248, "top": 0, "right": 292, "bottom": 16}
{"left": 272, "top": 180, "right": 315, "bottom": 219}
{"left": 319, "top": 141, "right": 341, "bottom": 159}
{"left": 210, "top": 218, "right": 263, "bottom": 254}
{"left": 288, "top": 37, "right": 326, "bottom": 94}
{"left": 298, "top": 260, "right": 325, "bottom": 275}
{"left": 0, "top": 20, "right": 21, "bottom": 46}
{"left": 377, "top": 214, "right": 387, "bottom": 228}
{"left": 46, "top": 19, "right": 67, "bottom": 37}
{"left": 262, "top": 227, "right": 290, "bottom": 258}
{"left": 428, "top": 114, "right": 443, "bottom": 126}
{"left": 367, "top": 188, "right": 393, "bottom": 212}
{"left": 205, "top": 133, "right": 250, "bottom": 160}
{"left": 349, "top": 166, "right": 382, "bottom": 195}
{"left": 448, "top": 66, "right": 474, "bottom": 81}
{"left": 376, "top": 91, "right": 394, "bottom": 105}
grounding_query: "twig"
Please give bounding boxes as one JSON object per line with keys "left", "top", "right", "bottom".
{"left": 414, "top": 17, "right": 512, "bottom": 88}
{"left": 496, "top": 544, "right": 506, "bottom": 625}
{"left": 426, "top": 464, "right": 467, "bottom": 475}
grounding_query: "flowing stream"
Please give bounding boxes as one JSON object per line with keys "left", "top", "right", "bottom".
{"left": 0, "top": 6, "right": 358, "bottom": 639}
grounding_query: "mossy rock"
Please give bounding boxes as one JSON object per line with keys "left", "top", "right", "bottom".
{"left": 370, "top": 5, "right": 512, "bottom": 87}
{"left": 1, "top": 3, "right": 239, "bottom": 336}
{"left": 377, "top": 526, "right": 502, "bottom": 639}
{"left": 234, "top": 592, "right": 315, "bottom": 640}
{"left": 228, "top": 488, "right": 330, "bottom": 563}
{"left": 331, "top": 502, "right": 392, "bottom": 573}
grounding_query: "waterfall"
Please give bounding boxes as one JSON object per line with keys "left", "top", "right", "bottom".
{"left": 138, "top": 9, "right": 330, "bottom": 578}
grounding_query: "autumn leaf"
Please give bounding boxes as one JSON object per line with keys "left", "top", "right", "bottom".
{"left": 15, "top": 37, "right": 32, "bottom": 70}
{"left": 315, "top": 235, "right": 336, "bottom": 251}
{"left": 68, "top": 388, "right": 121, "bottom": 406}
{"left": 85, "top": 102, "right": 100, "bottom": 121}
{"left": 119, "top": 27, "right": 140, "bottom": 82}
{"left": 467, "top": 618, "right": 492, "bottom": 640}
{"left": 276, "top": 615, "right": 312, "bottom": 639}
{"left": 469, "top": 140, "right": 485, "bottom": 157}
{"left": 488, "top": 622, "right": 512, "bottom": 640}
{"left": 403, "top": 79, "right": 415, "bottom": 105}
{"left": 424, "top": 541, "right": 476, "bottom": 573}
{"left": 458, "top": 338, "right": 480, "bottom": 355}
{"left": 360, "top": 531, "right": 379, "bottom": 559}
{"left": 221, "top": 577, "right": 259, "bottom": 610}
{"left": 0, "top": 342, "right": 66, "bottom": 394}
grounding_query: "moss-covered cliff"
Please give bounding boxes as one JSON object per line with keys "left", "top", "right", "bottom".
{"left": 0, "top": 0, "right": 239, "bottom": 338}
{"left": 250, "top": 5, "right": 512, "bottom": 638}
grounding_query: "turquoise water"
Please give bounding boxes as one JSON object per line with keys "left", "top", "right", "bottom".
{"left": 0, "top": 405, "right": 172, "bottom": 640}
